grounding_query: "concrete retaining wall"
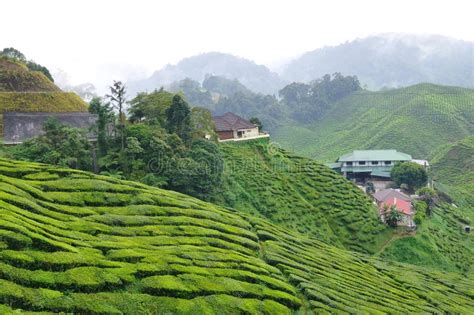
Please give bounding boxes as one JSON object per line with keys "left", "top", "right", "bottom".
{"left": 2, "top": 112, "right": 97, "bottom": 144}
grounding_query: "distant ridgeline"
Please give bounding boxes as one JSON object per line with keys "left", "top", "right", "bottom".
{"left": 0, "top": 57, "right": 93, "bottom": 143}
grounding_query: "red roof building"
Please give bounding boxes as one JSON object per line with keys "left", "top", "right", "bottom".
{"left": 382, "top": 197, "right": 412, "bottom": 215}
{"left": 380, "top": 197, "right": 415, "bottom": 227}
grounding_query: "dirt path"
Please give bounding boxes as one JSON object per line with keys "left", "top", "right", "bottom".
{"left": 375, "top": 229, "right": 416, "bottom": 256}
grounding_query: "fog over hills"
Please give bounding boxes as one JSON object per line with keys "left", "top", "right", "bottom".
{"left": 128, "top": 52, "right": 286, "bottom": 96}
{"left": 282, "top": 34, "right": 474, "bottom": 90}
{"left": 127, "top": 34, "right": 473, "bottom": 96}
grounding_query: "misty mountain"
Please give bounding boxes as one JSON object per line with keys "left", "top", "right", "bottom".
{"left": 282, "top": 34, "right": 474, "bottom": 89}
{"left": 128, "top": 52, "right": 286, "bottom": 96}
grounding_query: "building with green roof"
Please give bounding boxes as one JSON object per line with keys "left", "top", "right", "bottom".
{"left": 330, "top": 149, "right": 413, "bottom": 182}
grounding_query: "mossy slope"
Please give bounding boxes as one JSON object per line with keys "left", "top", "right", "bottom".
{"left": 0, "top": 58, "right": 58, "bottom": 92}
{"left": 0, "top": 57, "right": 88, "bottom": 113}
{"left": 0, "top": 158, "right": 472, "bottom": 313}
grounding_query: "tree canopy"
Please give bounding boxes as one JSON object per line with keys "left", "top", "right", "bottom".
{"left": 1, "top": 47, "right": 54, "bottom": 82}
{"left": 279, "top": 73, "right": 361, "bottom": 123}
{"left": 11, "top": 117, "right": 92, "bottom": 169}
{"left": 391, "top": 162, "right": 428, "bottom": 191}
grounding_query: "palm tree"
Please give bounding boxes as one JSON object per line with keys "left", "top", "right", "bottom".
{"left": 385, "top": 205, "right": 402, "bottom": 227}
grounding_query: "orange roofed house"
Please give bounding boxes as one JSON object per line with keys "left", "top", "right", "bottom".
{"left": 212, "top": 112, "right": 269, "bottom": 142}
{"left": 380, "top": 197, "right": 415, "bottom": 228}
{"left": 374, "top": 189, "right": 415, "bottom": 227}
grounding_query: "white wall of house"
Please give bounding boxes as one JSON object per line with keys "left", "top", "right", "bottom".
{"left": 234, "top": 127, "right": 259, "bottom": 139}
{"left": 344, "top": 160, "right": 394, "bottom": 167}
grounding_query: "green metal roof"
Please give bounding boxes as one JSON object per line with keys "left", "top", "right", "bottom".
{"left": 338, "top": 150, "right": 412, "bottom": 162}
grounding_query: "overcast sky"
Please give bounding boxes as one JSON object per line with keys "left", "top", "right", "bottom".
{"left": 1, "top": 0, "right": 473, "bottom": 92}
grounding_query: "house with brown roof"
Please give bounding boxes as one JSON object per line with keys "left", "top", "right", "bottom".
{"left": 212, "top": 112, "right": 269, "bottom": 142}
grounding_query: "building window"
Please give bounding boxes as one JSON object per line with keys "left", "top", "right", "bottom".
{"left": 371, "top": 161, "right": 378, "bottom": 165}
{"left": 346, "top": 162, "right": 353, "bottom": 166}
{"left": 384, "top": 161, "right": 391, "bottom": 165}
{"left": 359, "top": 161, "right": 366, "bottom": 165}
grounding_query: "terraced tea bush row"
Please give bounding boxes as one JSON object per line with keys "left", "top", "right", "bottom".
{"left": 0, "top": 158, "right": 472, "bottom": 313}
{"left": 214, "top": 140, "right": 392, "bottom": 253}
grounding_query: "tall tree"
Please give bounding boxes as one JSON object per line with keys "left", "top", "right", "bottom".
{"left": 383, "top": 204, "right": 403, "bottom": 227}
{"left": 107, "top": 81, "right": 127, "bottom": 150}
{"left": 249, "top": 117, "right": 263, "bottom": 131}
{"left": 165, "top": 95, "right": 192, "bottom": 142}
{"left": 89, "top": 97, "right": 114, "bottom": 157}
{"left": 128, "top": 89, "right": 174, "bottom": 125}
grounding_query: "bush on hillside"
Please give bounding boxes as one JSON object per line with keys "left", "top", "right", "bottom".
{"left": 391, "top": 162, "right": 428, "bottom": 192}
{"left": 413, "top": 201, "right": 427, "bottom": 225}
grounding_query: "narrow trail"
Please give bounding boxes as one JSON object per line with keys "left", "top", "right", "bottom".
{"left": 375, "top": 229, "right": 416, "bottom": 256}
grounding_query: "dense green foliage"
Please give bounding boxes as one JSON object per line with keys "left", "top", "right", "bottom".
{"left": 390, "top": 162, "right": 428, "bottom": 191}
{"left": 166, "top": 95, "right": 192, "bottom": 142}
{"left": 168, "top": 76, "right": 282, "bottom": 130}
{"left": 0, "top": 158, "right": 472, "bottom": 313}
{"left": 128, "top": 88, "right": 174, "bottom": 124}
{"left": 148, "top": 73, "right": 362, "bottom": 133}
{"left": 274, "top": 83, "right": 474, "bottom": 161}
{"left": 202, "top": 75, "right": 249, "bottom": 97}
{"left": 11, "top": 118, "right": 92, "bottom": 170}
{"left": 169, "top": 78, "right": 213, "bottom": 107}
{"left": 279, "top": 73, "right": 361, "bottom": 123}
{"left": 0, "top": 48, "right": 54, "bottom": 83}
{"left": 12, "top": 87, "right": 223, "bottom": 201}
{"left": 211, "top": 139, "right": 392, "bottom": 254}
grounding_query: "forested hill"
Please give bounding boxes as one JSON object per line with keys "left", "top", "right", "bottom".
{"left": 0, "top": 158, "right": 472, "bottom": 313}
{"left": 128, "top": 52, "right": 286, "bottom": 96}
{"left": 274, "top": 83, "right": 474, "bottom": 161}
{"left": 282, "top": 34, "right": 474, "bottom": 90}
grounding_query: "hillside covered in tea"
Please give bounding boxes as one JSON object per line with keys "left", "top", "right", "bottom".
{"left": 0, "top": 158, "right": 473, "bottom": 313}
{"left": 212, "top": 139, "right": 392, "bottom": 254}
{"left": 274, "top": 83, "right": 474, "bottom": 161}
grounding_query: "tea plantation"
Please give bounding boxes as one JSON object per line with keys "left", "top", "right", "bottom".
{"left": 0, "top": 158, "right": 472, "bottom": 313}
{"left": 274, "top": 83, "right": 474, "bottom": 161}
{"left": 379, "top": 136, "right": 473, "bottom": 274}
{"left": 214, "top": 139, "right": 392, "bottom": 254}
